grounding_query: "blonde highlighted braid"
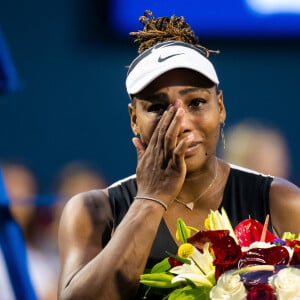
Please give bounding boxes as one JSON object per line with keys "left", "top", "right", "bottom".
{"left": 130, "top": 10, "right": 219, "bottom": 57}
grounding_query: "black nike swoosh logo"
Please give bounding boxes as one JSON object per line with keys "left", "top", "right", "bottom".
{"left": 158, "top": 53, "right": 184, "bottom": 62}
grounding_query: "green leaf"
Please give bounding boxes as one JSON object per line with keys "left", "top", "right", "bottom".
{"left": 282, "top": 232, "right": 295, "bottom": 240}
{"left": 176, "top": 218, "right": 190, "bottom": 244}
{"left": 165, "top": 251, "right": 191, "bottom": 265}
{"left": 182, "top": 278, "right": 198, "bottom": 288}
{"left": 140, "top": 273, "right": 179, "bottom": 288}
{"left": 168, "top": 286, "right": 211, "bottom": 300}
{"left": 151, "top": 257, "right": 171, "bottom": 273}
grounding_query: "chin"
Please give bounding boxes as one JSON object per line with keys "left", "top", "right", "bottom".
{"left": 185, "top": 158, "right": 204, "bottom": 173}
{"left": 185, "top": 151, "right": 212, "bottom": 171}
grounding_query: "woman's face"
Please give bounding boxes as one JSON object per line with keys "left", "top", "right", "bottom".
{"left": 129, "top": 68, "right": 226, "bottom": 172}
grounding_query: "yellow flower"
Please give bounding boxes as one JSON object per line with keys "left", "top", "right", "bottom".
{"left": 205, "top": 207, "right": 238, "bottom": 243}
{"left": 178, "top": 243, "right": 194, "bottom": 259}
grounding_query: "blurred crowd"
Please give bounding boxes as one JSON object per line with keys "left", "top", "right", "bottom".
{"left": 220, "top": 119, "right": 291, "bottom": 179}
{"left": 0, "top": 160, "right": 108, "bottom": 300}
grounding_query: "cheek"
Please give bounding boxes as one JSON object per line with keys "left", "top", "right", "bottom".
{"left": 137, "top": 116, "right": 159, "bottom": 144}
{"left": 199, "top": 115, "right": 220, "bottom": 144}
{"left": 206, "top": 128, "right": 220, "bottom": 147}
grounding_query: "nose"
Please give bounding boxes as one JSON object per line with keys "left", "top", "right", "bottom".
{"left": 176, "top": 100, "right": 192, "bottom": 137}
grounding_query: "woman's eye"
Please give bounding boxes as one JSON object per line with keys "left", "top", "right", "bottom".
{"left": 148, "top": 103, "right": 167, "bottom": 113}
{"left": 189, "top": 98, "right": 205, "bottom": 108}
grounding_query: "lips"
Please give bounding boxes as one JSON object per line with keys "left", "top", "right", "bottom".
{"left": 188, "top": 141, "right": 200, "bottom": 149}
{"left": 185, "top": 141, "right": 201, "bottom": 156}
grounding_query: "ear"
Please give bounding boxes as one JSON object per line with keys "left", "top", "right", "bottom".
{"left": 217, "top": 90, "right": 226, "bottom": 124}
{"left": 128, "top": 103, "right": 139, "bottom": 136}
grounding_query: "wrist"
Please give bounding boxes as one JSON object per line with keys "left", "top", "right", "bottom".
{"left": 134, "top": 196, "right": 168, "bottom": 211}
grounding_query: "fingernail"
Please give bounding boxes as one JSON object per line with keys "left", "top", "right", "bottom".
{"left": 167, "top": 104, "right": 173, "bottom": 111}
{"left": 176, "top": 107, "right": 184, "bottom": 115}
{"left": 174, "top": 99, "right": 183, "bottom": 107}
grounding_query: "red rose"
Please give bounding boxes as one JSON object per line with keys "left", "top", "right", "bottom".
{"left": 187, "top": 230, "right": 241, "bottom": 279}
{"left": 247, "top": 284, "right": 275, "bottom": 300}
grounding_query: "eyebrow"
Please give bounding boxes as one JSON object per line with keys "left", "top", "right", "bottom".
{"left": 139, "top": 87, "right": 211, "bottom": 102}
{"left": 179, "top": 87, "right": 211, "bottom": 95}
{"left": 141, "top": 93, "right": 167, "bottom": 102}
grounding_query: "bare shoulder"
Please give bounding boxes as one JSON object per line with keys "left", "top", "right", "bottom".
{"left": 270, "top": 177, "right": 300, "bottom": 202}
{"left": 269, "top": 177, "right": 300, "bottom": 235}
{"left": 61, "top": 188, "right": 112, "bottom": 226}
{"left": 58, "top": 189, "right": 112, "bottom": 258}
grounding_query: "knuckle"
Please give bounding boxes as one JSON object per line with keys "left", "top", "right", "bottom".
{"left": 164, "top": 133, "right": 172, "bottom": 143}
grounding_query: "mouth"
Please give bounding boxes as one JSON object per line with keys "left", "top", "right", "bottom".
{"left": 188, "top": 141, "right": 201, "bottom": 148}
{"left": 185, "top": 141, "right": 201, "bottom": 156}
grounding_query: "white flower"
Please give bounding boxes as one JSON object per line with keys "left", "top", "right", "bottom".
{"left": 170, "top": 243, "right": 215, "bottom": 287}
{"left": 191, "top": 242, "right": 215, "bottom": 275}
{"left": 241, "top": 241, "right": 274, "bottom": 252}
{"left": 269, "top": 267, "right": 300, "bottom": 300}
{"left": 171, "top": 260, "right": 215, "bottom": 287}
{"left": 210, "top": 273, "right": 247, "bottom": 300}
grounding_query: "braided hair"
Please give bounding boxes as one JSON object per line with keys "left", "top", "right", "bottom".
{"left": 130, "top": 10, "right": 218, "bottom": 57}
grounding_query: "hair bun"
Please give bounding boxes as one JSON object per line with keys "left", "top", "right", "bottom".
{"left": 129, "top": 10, "right": 199, "bottom": 54}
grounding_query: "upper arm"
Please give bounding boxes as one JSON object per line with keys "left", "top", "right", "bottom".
{"left": 269, "top": 177, "right": 300, "bottom": 236}
{"left": 57, "top": 189, "right": 113, "bottom": 292}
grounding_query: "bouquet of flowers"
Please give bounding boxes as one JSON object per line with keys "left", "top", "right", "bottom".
{"left": 140, "top": 208, "right": 300, "bottom": 299}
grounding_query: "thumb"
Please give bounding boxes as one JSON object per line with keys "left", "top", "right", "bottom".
{"left": 132, "top": 137, "right": 146, "bottom": 161}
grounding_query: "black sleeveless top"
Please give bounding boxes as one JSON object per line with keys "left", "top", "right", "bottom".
{"left": 108, "top": 166, "right": 273, "bottom": 298}
{"left": 108, "top": 165, "right": 273, "bottom": 267}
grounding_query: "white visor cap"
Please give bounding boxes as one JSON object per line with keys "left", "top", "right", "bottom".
{"left": 126, "top": 41, "right": 219, "bottom": 95}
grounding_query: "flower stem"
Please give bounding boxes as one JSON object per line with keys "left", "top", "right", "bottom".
{"left": 232, "top": 265, "right": 275, "bottom": 275}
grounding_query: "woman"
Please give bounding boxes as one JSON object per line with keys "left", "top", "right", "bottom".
{"left": 57, "top": 11, "right": 300, "bottom": 300}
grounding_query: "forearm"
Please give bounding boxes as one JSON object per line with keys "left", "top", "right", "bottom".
{"left": 60, "top": 198, "right": 165, "bottom": 300}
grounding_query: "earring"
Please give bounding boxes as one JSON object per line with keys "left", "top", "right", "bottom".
{"left": 220, "top": 122, "right": 226, "bottom": 150}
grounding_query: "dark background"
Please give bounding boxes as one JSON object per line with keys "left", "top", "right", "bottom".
{"left": 1, "top": 0, "right": 300, "bottom": 195}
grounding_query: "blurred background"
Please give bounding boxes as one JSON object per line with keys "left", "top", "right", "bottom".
{"left": 1, "top": 0, "right": 300, "bottom": 299}
{"left": 1, "top": 0, "right": 300, "bottom": 191}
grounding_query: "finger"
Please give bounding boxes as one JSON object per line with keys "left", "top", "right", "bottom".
{"left": 132, "top": 137, "right": 146, "bottom": 161}
{"left": 164, "top": 107, "right": 185, "bottom": 155}
{"left": 172, "top": 134, "right": 193, "bottom": 169}
{"left": 149, "top": 105, "right": 177, "bottom": 149}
